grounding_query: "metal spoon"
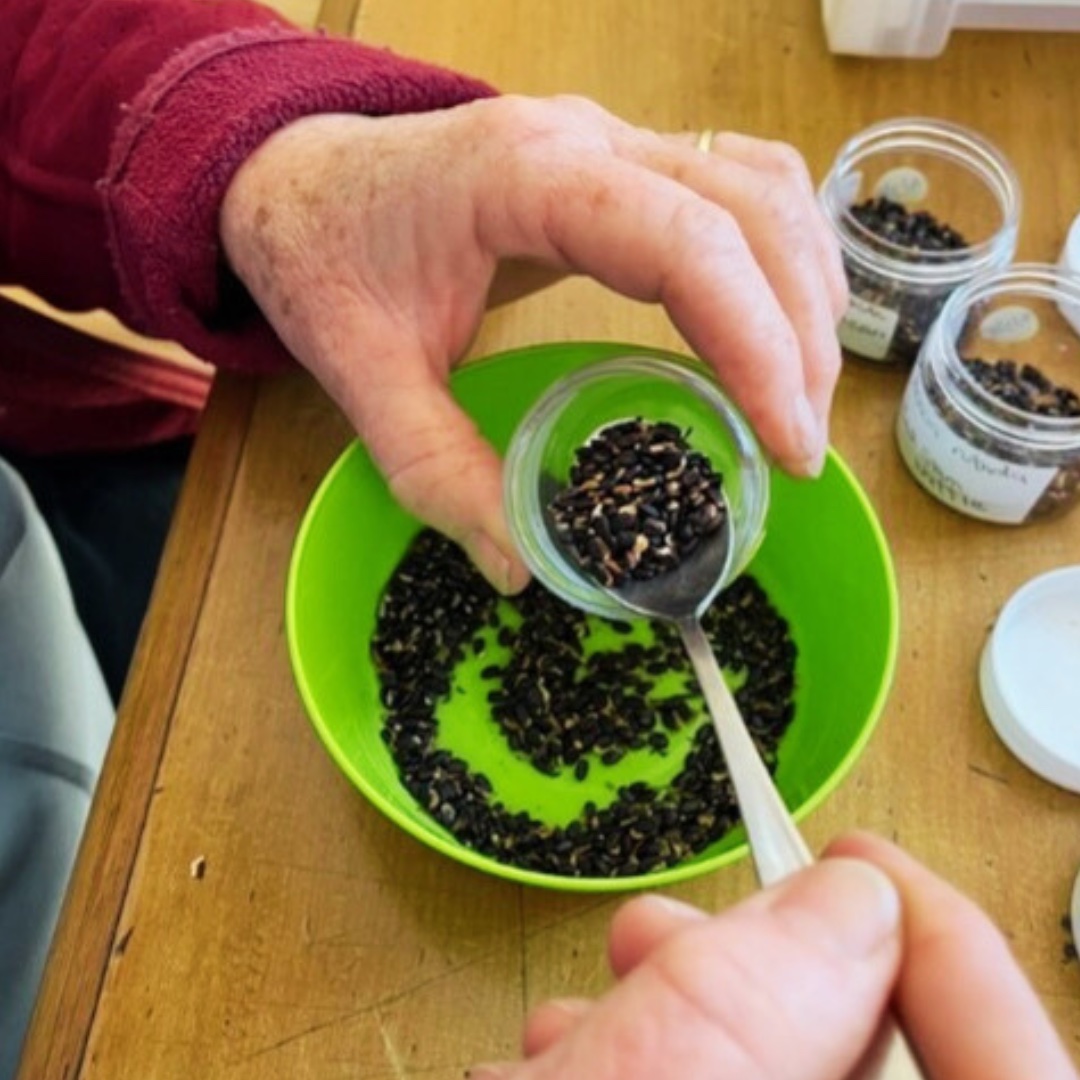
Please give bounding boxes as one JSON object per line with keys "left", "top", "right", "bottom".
{"left": 600, "top": 506, "right": 924, "bottom": 1080}
{"left": 610, "top": 503, "right": 812, "bottom": 884}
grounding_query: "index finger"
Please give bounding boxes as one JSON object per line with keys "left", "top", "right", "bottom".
{"left": 827, "top": 833, "right": 1077, "bottom": 1080}
{"left": 479, "top": 148, "right": 826, "bottom": 476}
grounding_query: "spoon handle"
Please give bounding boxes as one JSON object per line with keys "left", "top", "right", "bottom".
{"left": 678, "top": 617, "right": 811, "bottom": 885}
{"left": 677, "top": 616, "right": 925, "bottom": 1080}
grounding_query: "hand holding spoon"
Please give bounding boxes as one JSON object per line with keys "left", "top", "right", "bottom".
{"left": 600, "top": 504, "right": 921, "bottom": 1079}
{"left": 505, "top": 356, "right": 922, "bottom": 1079}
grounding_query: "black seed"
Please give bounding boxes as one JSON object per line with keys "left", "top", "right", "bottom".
{"left": 372, "top": 529, "right": 797, "bottom": 880}
{"left": 547, "top": 419, "right": 728, "bottom": 590}
{"left": 842, "top": 196, "right": 969, "bottom": 366}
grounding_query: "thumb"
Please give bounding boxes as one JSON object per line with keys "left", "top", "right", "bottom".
{"left": 341, "top": 363, "right": 531, "bottom": 596}
{"left": 517, "top": 859, "right": 902, "bottom": 1080}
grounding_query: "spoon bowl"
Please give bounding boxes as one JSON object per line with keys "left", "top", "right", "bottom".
{"left": 613, "top": 517, "right": 733, "bottom": 622}
{"left": 504, "top": 354, "right": 768, "bottom": 620}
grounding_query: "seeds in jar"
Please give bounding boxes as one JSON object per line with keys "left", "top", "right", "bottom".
{"left": 547, "top": 418, "right": 727, "bottom": 589}
{"left": 966, "top": 357, "right": 1080, "bottom": 517}
{"left": 901, "top": 357, "right": 1080, "bottom": 521}
{"left": 843, "top": 196, "right": 969, "bottom": 367}
{"left": 965, "top": 358, "right": 1080, "bottom": 419}
{"left": 372, "top": 530, "right": 797, "bottom": 879}
{"left": 851, "top": 196, "right": 967, "bottom": 254}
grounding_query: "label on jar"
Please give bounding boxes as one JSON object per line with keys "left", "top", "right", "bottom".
{"left": 874, "top": 166, "right": 929, "bottom": 204}
{"left": 837, "top": 170, "right": 863, "bottom": 206}
{"left": 838, "top": 294, "right": 900, "bottom": 361}
{"left": 979, "top": 305, "right": 1040, "bottom": 343}
{"left": 896, "top": 372, "right": 1058, "bottom": 523}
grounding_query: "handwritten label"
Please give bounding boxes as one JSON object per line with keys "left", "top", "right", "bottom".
{"left": 979, "top": 305, "right": 1040, "bottom": 343}
{"left": 874, "top": 166, "right": 929, "bottom": 204}
{"left": 896, "top": 372, "right": 1056, "bottom": 523}
{"left": 838, "top": 294, "right": 900, "bottom": 361}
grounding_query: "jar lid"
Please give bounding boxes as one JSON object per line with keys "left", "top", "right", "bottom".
{"left": 1072, "top": 863, "right": 1080, "bottom": 951}
{"left": 1059, "top": 212, "right": 1080, "bottom": 335}
{"left": 979, "top": 566, "right": 1080, "bottom": 793}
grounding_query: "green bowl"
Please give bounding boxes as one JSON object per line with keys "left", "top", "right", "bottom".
{"left": 286, "top": 342, "right": 899, "bottom": 892}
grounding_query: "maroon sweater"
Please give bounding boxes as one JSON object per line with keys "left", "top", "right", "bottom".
{"left": 1, "top": 0, "right": 492, "bottom": 453}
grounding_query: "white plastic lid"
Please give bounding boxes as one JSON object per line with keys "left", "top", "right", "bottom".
{"left": 1072, "top": 864, "right": 1080, "bottom": 953}
{"left": 979, "top": 566, "right": 1080, "bottom": 793}
{"left": 1059, "top": 212, "right": 1080, "bottom": 335}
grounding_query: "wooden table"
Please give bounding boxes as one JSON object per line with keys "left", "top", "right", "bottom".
{"left": 19, "top": 2, "right": 1080, "bottom": 1076}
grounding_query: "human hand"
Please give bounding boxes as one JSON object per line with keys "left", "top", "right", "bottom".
{"left": 220, "top": 95, "right": 847, "bottom": 593}
{"left": 466, "top": 833, "right": 1075, "bottom": 1080}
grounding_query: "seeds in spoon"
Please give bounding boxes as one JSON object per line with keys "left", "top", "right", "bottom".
{"left": 547, "top": 419, "right": 728, "bottom": 589}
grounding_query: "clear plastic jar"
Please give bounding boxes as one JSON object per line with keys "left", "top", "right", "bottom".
{"left": 820, "top": 117, "right": 1021, "bottom": 367}
{"left": 897, "top": 264, "right": 1080, "bottom": 523}
{"left": 503, "top": 355, "right": 769, "bottom": 619}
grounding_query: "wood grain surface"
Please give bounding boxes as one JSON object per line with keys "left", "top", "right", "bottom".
{"left": 17, "top": 2, "right": 1080, "bottom": 1077}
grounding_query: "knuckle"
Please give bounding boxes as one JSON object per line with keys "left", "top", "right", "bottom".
{"left": 484, "top": 93, "right": 612, "bottom": 149}
{"left": 672, "top": 200, "right": 742, "bottom": 253}
{"left": 480, "top": 93, "right": 559, "bottom": 145}
{"left": 664, "top": 202, "right": 757, "bottom": 287}
{"left": 762, "top": 139, "right": 813, "bottom": 187}
{"left": 759, "top": 178, "right": 806, "bottom": 234}
{"left": 548, "top": 92, "right": 611, "bottom": 123}
{"left": 818, "top": 340, "right": 843, "bottom": 385}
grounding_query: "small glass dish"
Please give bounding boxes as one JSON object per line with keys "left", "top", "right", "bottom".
{"left": 819, "top": 116, "right": 1021, "bottom": 367}
{"left": 503, "top": 354, "right": 770, "bottom": 619}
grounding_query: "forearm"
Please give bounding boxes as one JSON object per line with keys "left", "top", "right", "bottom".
{"left": 1, "top": 0, "right": 289, "bottom": 314}
{"left": 1, "top": 0, "right": 494, "bottom": 372}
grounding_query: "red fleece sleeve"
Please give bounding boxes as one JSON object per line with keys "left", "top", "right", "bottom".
{"left": 1, "top": 0, "right": 495, "bottom": 374}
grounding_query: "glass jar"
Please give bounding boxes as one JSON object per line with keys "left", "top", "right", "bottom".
{"left": 503, "top": 354, "right": 769, "bottom": 619}
{"left": 897, "top": 264, "right": 1080, "bottom": 523}
{"left": 820, "top": 117, "right": 1021, "bottom": 367}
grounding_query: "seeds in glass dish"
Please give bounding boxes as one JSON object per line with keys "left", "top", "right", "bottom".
{"left": 547, "top": 418, "right": 727, "bottom": 589}
{"left": 372, "top": 530, "right": 797, "bottom": 879}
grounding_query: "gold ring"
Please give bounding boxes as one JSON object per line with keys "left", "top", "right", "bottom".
{"left": 696, "top": 128, "right": 714, "bottom": 154}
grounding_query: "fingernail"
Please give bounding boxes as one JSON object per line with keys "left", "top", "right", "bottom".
{"left": 791, "top": 393, "right": 826, "bottom": 476}
{"left": 466, "top": 1064, "right": 516, "bottom": 1080}
{"left": 638, "top": 893, "right": 708, "bottom": 922}
{"left": 464, "top": 531, "right": 530, "bottom": 595}
{"left": 542, "top": 996, "right": 593, "bottom": 1018}
{"left": 772, "top": 859, "right": 900, "bottom": 960}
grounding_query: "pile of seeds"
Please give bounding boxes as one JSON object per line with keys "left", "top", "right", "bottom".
{"left": 965, "top": 358, "right": 1080, "bottom": 418}
{"left": 547, "top": 419, "right": 727, "bottom": 588}
{"left": 373, "top": 529, "right": 797, "bottom": 878}
{"left": 851, "top": 196, "right": 967, "bottom": 255}
{"left": 922, "top": 358, "right": 1080, "bottom": 519}
{"left": 844, "top": 195, "right": 970, "bottom": 366}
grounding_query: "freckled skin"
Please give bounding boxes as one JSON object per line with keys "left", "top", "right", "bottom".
{"left": 218, "top": 96, "right": 847, "bottom": 593}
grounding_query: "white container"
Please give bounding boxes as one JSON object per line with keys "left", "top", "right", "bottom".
{"left": 979, "top": 565, "right": 1080, "bottom": 793}
{"left": 823, "top": 0, "right": 1080, "bottom": 58}
{"left": 1058, "top": 211, "right": 1080, "bottom": 335}
{"left": 897, "top": 264, "right": 1080, "bottom": 523}
{"left": 1072, "top": 863, "right": 1080, "bottom": 951}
